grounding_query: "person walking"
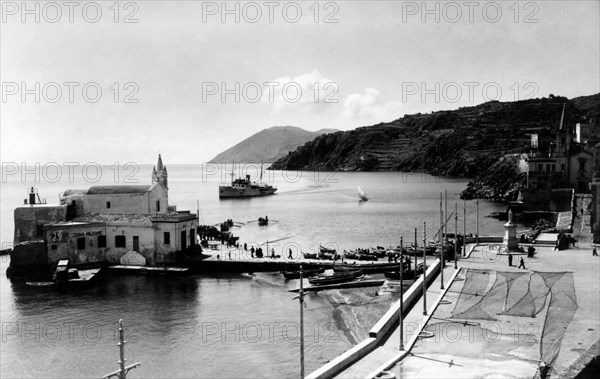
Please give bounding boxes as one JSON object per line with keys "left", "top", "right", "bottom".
{"left": 288, "top": 248, "right": 293, "bottom": 259}
{"left": 593, "top": 246, "right": 598, "bottom": 256}
{"left": 508, "top": 253, "right": 513, "bottom": 267}
{"left": 518, "top": 257, "right": 526, "bottom": 269}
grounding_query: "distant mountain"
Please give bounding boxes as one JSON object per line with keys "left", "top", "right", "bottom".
{"left": 209, "top": 126, "right": 338, "bottom": 163}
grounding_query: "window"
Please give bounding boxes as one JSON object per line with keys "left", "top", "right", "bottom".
{"left": 51, "top": 245, "right": 57, "bottom": 251}
{"left": 77, "top": 237, "right": 86, "bottom": 250}
{"left": 36, "top": 224, "right": 44, "bottom": 236}
{"left": 164, "top": 232, "right": 170, "bottom": 244}
{"left": 98, "top": 235, "right": 106, "bottom": 248}
{"left": 156, "top": 200, "right": 160, "bottom": 213}
{"left": 106, "top": 201, "right": 111, "bottom": 209}
{"left": 561, "top": 164, "right": 566, "bottom": 171}
{"left": 551, "top": 164, "right": 556, "bottom": 172}
{"left": 538, "top": 164, "right": 543, "bottom": 172}
{"left": 579, "top": 159, "right": 586, "bottom": 173}
{"left": 115, "top": 235, "right": 126, "bottom": 248}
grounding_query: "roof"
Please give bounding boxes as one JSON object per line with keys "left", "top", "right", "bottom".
{"left": 62, "top": 189, "right": 88, "bottom": 196}
{"left": 86, "top": 185, "right": 151, "bottom": 195}
{"left": 70, "top": 212, "right": 197, "bottom": 225}
{"left": 72, "top": 213, "right": 153, "bottom": 225}
{"left": 151, "top": 212, "right": 197, "bottom": 223}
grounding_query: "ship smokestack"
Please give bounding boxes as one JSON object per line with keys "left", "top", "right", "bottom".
{"left": 29, "top": 187, "right": 36, "bottom": 205}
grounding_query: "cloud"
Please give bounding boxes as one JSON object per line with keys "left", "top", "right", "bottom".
{"left": 343, "top": 88, "right": 402, "bottom": 121}
{"left": 262, "top": 70, "right": 340, "bottom": 112}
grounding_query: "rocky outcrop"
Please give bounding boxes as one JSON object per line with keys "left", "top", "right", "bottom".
{"left": 460, "top": 154, "right": 527, "bottom": 201}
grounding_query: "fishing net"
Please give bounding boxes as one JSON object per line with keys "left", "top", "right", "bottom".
{"left": 451, "top": 269, "right": 492, "bottom": 318}
{"left": 501, "top": 272, "right": 548, "bottom": 317}
{"left": 539, "top": 272, "right": 578, "bottom": 368}
{"left": 450, "top": 269, "right": 578, "bottom": 371}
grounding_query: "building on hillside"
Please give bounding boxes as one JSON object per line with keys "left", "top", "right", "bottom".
{"left": 575, "top": 117, "right": 599, "bottom": 144}
{"left": 526, "top": 104, "right": 594, "bottom": 193}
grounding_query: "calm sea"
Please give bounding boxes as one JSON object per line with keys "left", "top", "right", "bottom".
{"left": 0, "top": 164, "right": 510, "bottom": 378}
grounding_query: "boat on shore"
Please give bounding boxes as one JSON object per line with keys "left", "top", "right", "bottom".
{"left": 308, "top": 270, "right": 363, "bottom": 286}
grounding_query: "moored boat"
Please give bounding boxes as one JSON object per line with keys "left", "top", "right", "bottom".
{"left": 333, "top": 262, "right": 403, "bottom": 274}
{"left": 384, "top": 263, "right": 427, "bottom": 279}
{"left": 282, "top": 267, "right": 325, "bottom": 279}
{"left": 308, "top": 270, "right": 363, "bottom": 286}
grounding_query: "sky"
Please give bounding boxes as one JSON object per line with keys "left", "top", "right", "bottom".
{"left": 1, "top": 0, "right": 599, "bottom": 165}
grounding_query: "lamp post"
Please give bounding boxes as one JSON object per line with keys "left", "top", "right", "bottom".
{"left": 399, "top": 236, "right": 404, "bottom": 351}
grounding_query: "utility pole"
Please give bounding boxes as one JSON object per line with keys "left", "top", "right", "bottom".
{"left": 297, "top": 266, "right": 305, "bottom": 378}
{"left": 414, "top": 228, "right": 418, "bottom": 275}
{"left": 103, "top": 320, "right": 140, "bottom": 379}
{"left": 463, "top": 199, "right": 467, "bottom": 257}
{"left": 440, "top": 193, "right": 444, "bottom": 290}
{"left": 423, "top": 222, "right": 427, "bottom": 316}
{"left": 476, "top": 200, "right": 480, "bottom": 244}
{"left": 454, "top": 202, "right": 458, "bottom": 269}
{"left": 399, "top": 236, "right": 404, "bottom": 351}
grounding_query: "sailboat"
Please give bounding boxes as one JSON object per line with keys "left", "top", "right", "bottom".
{"left": 358, "top": 186, "right": 368, "bottom": 201}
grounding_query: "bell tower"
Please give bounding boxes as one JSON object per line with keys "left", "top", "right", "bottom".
{"left": 152, "top": 154, "right": 168, "bottom": 189}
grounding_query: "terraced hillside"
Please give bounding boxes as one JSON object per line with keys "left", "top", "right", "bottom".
{"left": 271, "top": 95, "right": 597, "bottom": 179}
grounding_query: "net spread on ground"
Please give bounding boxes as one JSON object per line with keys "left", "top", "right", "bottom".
{"left": 451, "top": 269, "right": 578, "bottom": 368}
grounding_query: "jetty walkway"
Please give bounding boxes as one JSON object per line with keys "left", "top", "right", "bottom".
{"left": 324, "top": 237, "right": 599, "bottom": 379}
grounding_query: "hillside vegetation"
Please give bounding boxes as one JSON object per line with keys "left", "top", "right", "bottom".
{"left": 270, "top": 94, "right": 599, "bottom": 200}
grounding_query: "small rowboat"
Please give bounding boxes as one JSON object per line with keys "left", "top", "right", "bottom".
{"left": 282, "top": 267, "right": 325, "bottom": 279}
{"left": 26, "top": 281, "right": 55, "bottom": 287}
{"left": 308, "top": 270, "right": 363, "bottom": 286}
{"left": 384, "top": 263, "right": 427, "bottom": 279}
{"left": 334, "top": 262, "right": 405, "bottom": 274}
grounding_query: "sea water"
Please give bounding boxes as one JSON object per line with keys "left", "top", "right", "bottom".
{"left": 0, "top": 164, "right": 510, "bottom": 377}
